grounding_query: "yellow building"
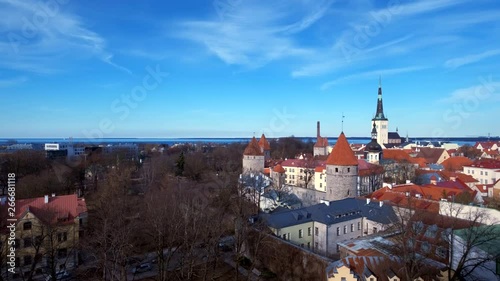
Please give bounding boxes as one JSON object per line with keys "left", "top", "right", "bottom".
{"left": 1, "top": 194, "right": 87, "bottom": 279}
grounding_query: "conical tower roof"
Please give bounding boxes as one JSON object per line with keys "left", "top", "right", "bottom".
{"left": 258, "top": 134, "right": 271, "bottom": 150}
{"left": 244, "top": 137, "right": 264, "bottom": 156}
{"left": 326, "top": 132, "right": 358, "bottom": 166}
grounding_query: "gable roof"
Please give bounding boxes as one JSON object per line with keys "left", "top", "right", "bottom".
{"left": 258, "top": 134, "right": 271, "bottom": 150}
{"left": 416, "top": 147, "right": 447, "bottom": 164}
{"left": 243, "top": 137, "right": 264, "bottom": 156}
{"left": 326, "top": 132, "right": 358, "bottom": 166}
{"left": 441, "top": 156, "right": 473, "bottom": 171}
{"left": 382, "top": 149, "right": 412, "bottom": 162}
{"left": 465, "top": 158, "right": 500, "bottom": 169}
{"left": 3, "top": 194, "right": 87, "bottom": 227}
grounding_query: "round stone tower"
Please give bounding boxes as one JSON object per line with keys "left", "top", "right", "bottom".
{"left": 325, "top": 132, "right": 358, "bottom": 201}
{"left": 242, "top": 137, "right": 265, "bottom": 173}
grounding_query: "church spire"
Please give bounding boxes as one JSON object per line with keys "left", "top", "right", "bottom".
{"left": 373, "top": 77, "right": 387, "bottom": 121}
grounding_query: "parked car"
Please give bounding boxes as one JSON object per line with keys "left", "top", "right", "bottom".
{"left": 132, "top": 263, "right": 152, "bottom": 274}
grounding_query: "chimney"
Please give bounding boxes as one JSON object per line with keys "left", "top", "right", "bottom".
{"left": 44, "top": 195, "right": 49, "bottom": 204}
{"left": 317, "top": 121, "right": 321, "bottom": 138}
{"left": 51, "top": 193, "right": 56, "bottom": 197}
{"left": 366, "top": 198, "right": 371, "bottom": 204}
{"left": 379, "top": 201, "right": 383, "bottom": 207}
{"left": 430, "top": 175, "right": 437, "bottom": 185}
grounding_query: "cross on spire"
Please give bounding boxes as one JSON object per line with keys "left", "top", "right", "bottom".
{"left": 341, "top": 113, "right": 345, "bottom": 132}
{"left": 379, "top": 75, "right": 382, "bottom": 88}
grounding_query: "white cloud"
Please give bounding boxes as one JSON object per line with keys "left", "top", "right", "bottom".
{"left": 440, "top": 79, "right": 500, "bottom": 103}
{"left": 320, "top": 66, "right": 429, "bottom": 90}
{"left": 175, "top": 0, "right": 327, "bottom": 68}
{"left": 0, "top": 76, "right": 28, "bottom": 87}
{"left": 444, "top": 49, "right": 500, "bottom": 69}
{"left": 0, "top": 0, "right": 130, "bottom": 74}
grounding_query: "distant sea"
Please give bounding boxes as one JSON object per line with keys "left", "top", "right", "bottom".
{"left": 1, "top": 136, "right": 498, "bottom": 147}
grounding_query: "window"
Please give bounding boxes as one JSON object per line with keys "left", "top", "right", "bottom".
{"left": 485, "top": 171, "right": 488, "bottom": 176}
{"left": 336, "top": 244, "right": 340, "bottom": 252}
{"left": 344, "top": 225, "right": 347, "bottom": 234}
{"left": 373, "top": 227, "right": 378, "bottom": 234}
{"left": 24, "top": 255, "right": 32, "bottom": 266}
{"left": 308, "top": 227, "right": 312, "bottom": 236}
{"left": 23, "top": 221, "right": 32, "bottom": 230}
{"left": 57, "top": 248, "right": 67, "bottom": 259}
{"left": 282, "top": 234, "right": 286, "bottom": 240}
{"left": 481, "top": 171, "right": 483, "bottom": 175}
{"left": 351, "top": 224, "right": 354, "bottom": 232}
{"left": 424, "top": 225, "right": 438, "bottom": 238}
{"left": 23, "top": 238, "right": 32, "bottom": 248}
{"left": 421, "top": 242, "right": 430, "bottom": 253}
{"left": 287, "top": 233, "right": 290, "bottom": 240}
{"left": 320, "top": 183, "right": 322, "bottom": 188}
{"left": 58, "top": 232, "right": 68, "bottom": 242}
{"left": 341, "top": 278, "right": 347, "bottom": 281}
{"left": 358, "top": 222, "right": 361, "bottom": 230}
{"left": 299, "top": 229, "right": 303, "bottom": 238}
{"left": 436, "top": 247, "right": 447, "bottom": 259}
{"left": 336, "top": 227, "right": 340, "bottom": 236}
{"left": 315, "top": 227, "right": 319, "bottom": 236}
{"left": 320, "top": 174, "right": 322, "bottom": 179}
{"left": 347, "top": 168, "right": 350, "bottom": 173}
{"left": 307, "top": 242, "right": 311, "bottom": 248}
{"left": 335, "top": 168, "right": 338, "bottom": 173}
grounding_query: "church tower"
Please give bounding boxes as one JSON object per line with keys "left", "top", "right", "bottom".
{"left": 325, "top": 132, "right": 358, "bottom": 201}
{"left": 365, "top": 124, "right": 383, "bottom": 164}
{"left": 371, "top": 78, "right": 388, "bottom": 145}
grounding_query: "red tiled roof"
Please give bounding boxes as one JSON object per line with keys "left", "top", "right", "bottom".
{"left": 441, "top": 156, "right": 473, "bottom": 171}
{"left": 243, "top": 137, "right": 264, "bottom": 156}
{"left": 383, "top": 149, "right": 412, "bottom": 162}
{"left": 314, "top": 136, "right": 329, "bottom": 147}
{"left": 439, "top": 171, "right": 478, "bottom": 183}
{"left": 326, "top": 133, "right": 358, "bottom": 166}
{"left": 466, "top": 158, "right": 500, "bottom": 169}
{"left": 258, "top": 134, "right": 271, "bottom": 150}
{"left": 6, "top": 194, "right": 87, "bottom": 226}
{"left": 272, "top": 164, "right": 286, "bottom": 173}
{"left": 315, "top": 166, "right": 325, "bottom": 173}
{"left": 263, "top": 168, "right": 270, "bottom": 175}
{"left": 358, "top": 159, "right": 384, "bottom": 176}
{"left": 474, "top": 141, "right": 498, "bottom": 150}
{"left": 410, "top": 157, "right": 427, "bottom": 168}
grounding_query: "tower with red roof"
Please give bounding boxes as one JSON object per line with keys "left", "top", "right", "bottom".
{"left": 242, "top": 137, "right": 265, "bottom": 173}
{"left": 258, "top": 134, "right": 271, "bottom": 161}
{"left": 325, "top": 132, "right": 359, "bottom": 201}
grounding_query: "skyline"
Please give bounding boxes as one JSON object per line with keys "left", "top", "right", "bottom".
{"left": 1, "top": 0, "right": 500, "bottom": 138}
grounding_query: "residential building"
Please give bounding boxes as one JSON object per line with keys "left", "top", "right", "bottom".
{"left": 463, "top": 159, "right": 500, "bottom": 185}
{"left": 261, "top": 198, "right": 397, "bottom": 257}
{"left": 0, "top": 194, "right": 87, "bottom": 279}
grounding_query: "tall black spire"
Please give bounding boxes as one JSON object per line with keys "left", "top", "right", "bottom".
{"left": 373, "top": 77, "right": 387, "bottom": 121}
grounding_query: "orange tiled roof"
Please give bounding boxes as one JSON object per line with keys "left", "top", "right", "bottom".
{"left": 416, "top": 147, "right": 446, "bottom": 164}
{"left": 273, "top": 164, "right": 286, "bottom": 173}
{"left": 383, "top": 149, "right": 412, "bottom": 161}
{"left": 439, "top": 171, "right": 478, "bottom": 183}
{"left": 326, "top": 132, "right": 358, "bottom": 166}
{"left": 441, "top": 156, "right": 473, "bottom": 171}
{"left": 258, "top": 134, "right": 271, "bottom": 150}
{"left": 243, "top": 137, "right": 264, "bottom": 156}
{"left": 410, "top": 157, "right": 427, "bottom": 168}
{"left": 314, "top": 136, "right": 329, "bottom": 147}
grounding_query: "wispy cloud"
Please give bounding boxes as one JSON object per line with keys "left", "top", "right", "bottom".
{"left": 440, "top": 80, "right": 500, "bottom": 103}
{"left": 175, "top": 0, "right": 327, "bottom": 68}
{"left": 321, "top": 66, "right": 429, "bottom": 90}
{"left": 0, "top": 0, "right": 130, "bottom": 74}
{"left": 0, "top": 76, "right": 28, "bottom": 87}
{"left": 444, "top": 49, "right": 500, "bottom": 69}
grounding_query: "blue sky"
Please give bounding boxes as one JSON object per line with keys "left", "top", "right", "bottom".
{"left": 1, "top": 0, "right": 499, "bottom": 138}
